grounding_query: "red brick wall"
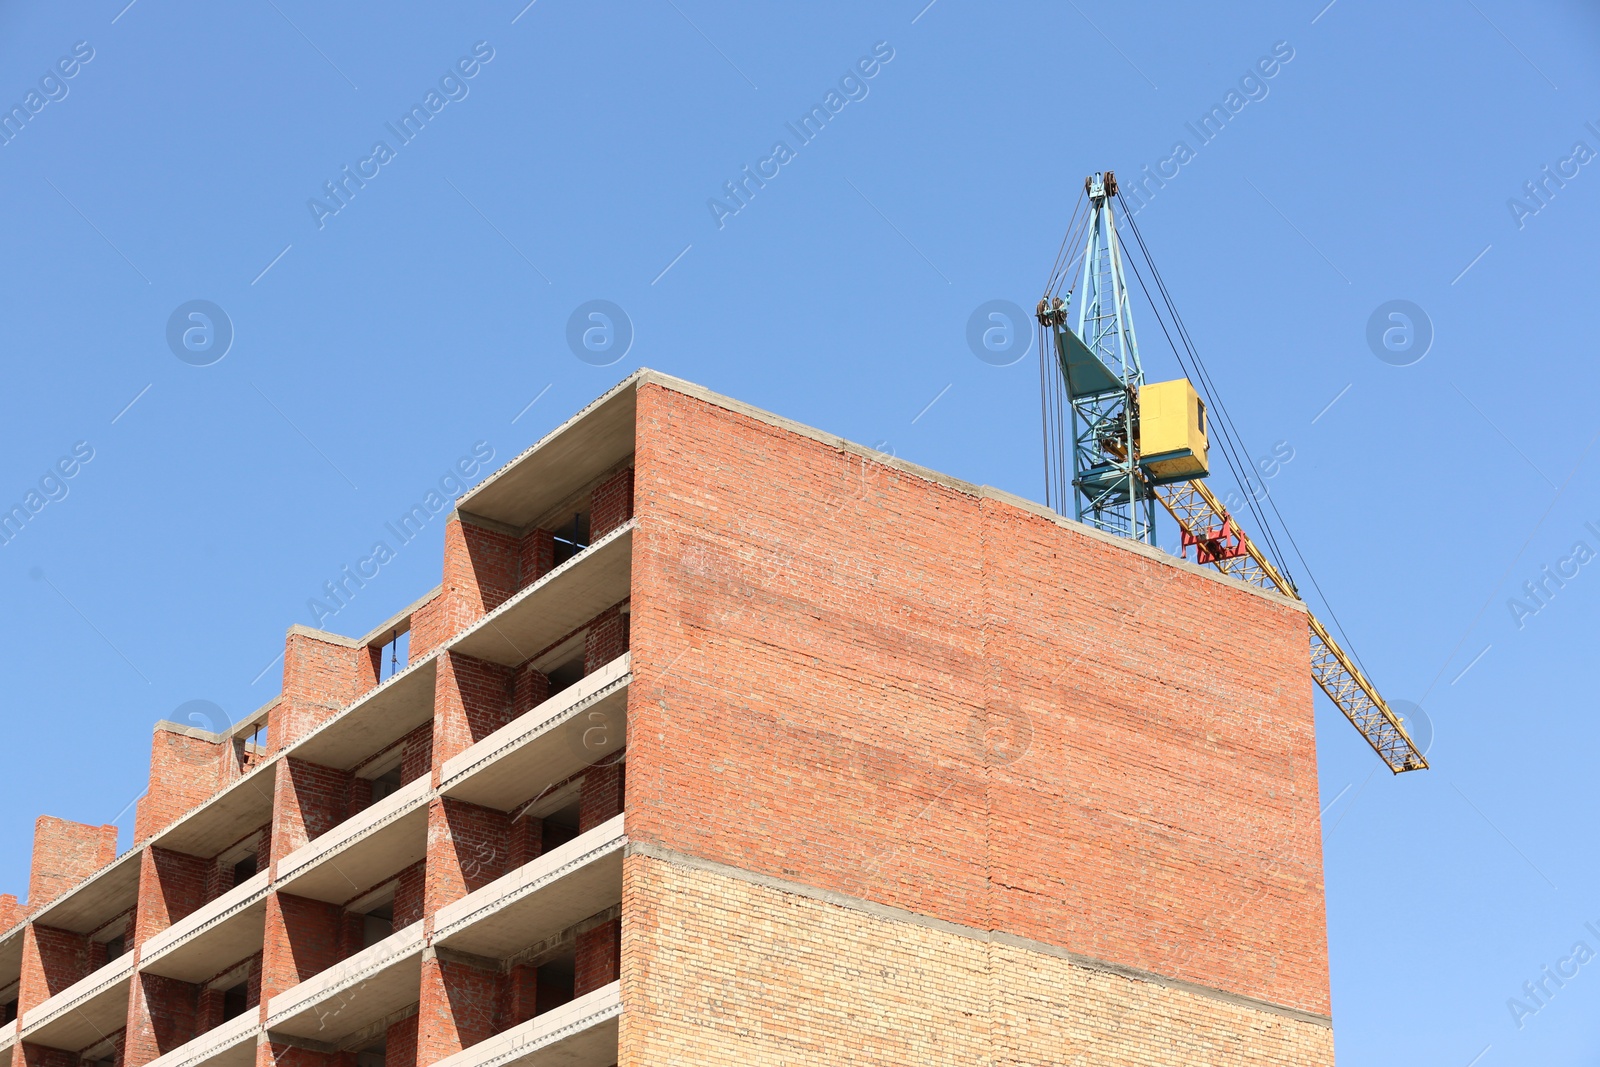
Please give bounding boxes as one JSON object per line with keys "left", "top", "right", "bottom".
{"left": 17, "top": 924, "right": 90, "bottom": 1016}
{"left": 518, "top": 529, "right": 554, "bottom": 589}
{"left": 392, "top": 860, "right": 427, "bottom": 930}
{"left": 510, "top": 664, "right": 549, "bottom": 719}
{"left": 17, "top": 927, "right": 123, "bottom": 1067}
{"left": 196, "top": 986, "right": 223, "bottom": 1035}
{"left": 590, "top": 467, "right": 635, "bottom": 540}
{"left": 583, "top": 607, "right": 629, "bottom": 674}
{"left": 409, "top": 591, "right": 447, "bottom": 661}
{"left": 271, "top": 758, "right": 354, "bottom": 863}
{"left": 416, "top": 956, "right": 502, "bottom": 1065}
{"left": 246, "top": 950, "right": 263, "bottom": 1009}
{"left": 270, "top": 631, "right": 368, "bottom": 754}
{"left": 203, "top": 855, "right": 228, "bottom": 903}
{"left": 505, "top": 816, "right": 542, "bottom": 872}
{"left": 257, "top": 1040, "right": 348, "bottom": 1067}
{"left": 124, "top": 972, "right": 198, "bottom": 1067}
{"left": 502, "top": 963, "right": 538, "bottom": 1028}
{"left": 0, "top": 893, "right": 21, "bottom": 932}
{"left": 423, "top": 800, "right": 509, "bottom": 917}
{"left": 398, "top": 722, "right": 433, "bottom": 786}
{"left": 28, "top": 816, "right": 117, "bottom": 909}
{"left": 574, "top": 919, "right": 619, "bottom": 996}
{"left": 430, "top": 654, "right": 513, "bottom": 769}
{"left": 87, "top": 926, "right": 125, "bottom": 971}
{"left": 260, "top": 892, "right": 346, "bottom": 1004}
{"left": 347, "top": 776, "right": 374, "bottom": 820}
{"left": 133, "top": 847, "right": 209, "bottom": 945}
{"left": 135, "top": 728, "right": 230, "bottom": 844}
{"left": 385, "top": 1012, "right": 418, "bottom": 1067}
{"left": 578, "top": 762, "right": 624, "bottom": 834}
{"left": 625, "top": 383, "right": 1330, "bottom": 1015}
{"left": 18, "top": 1043, "right": 77, "bottom": 1067}
{"left": 440, "top": 518, "right": 520, "bottom": 638}
{"left": 194, "top": 954, "right": 257, "bottom": 1033}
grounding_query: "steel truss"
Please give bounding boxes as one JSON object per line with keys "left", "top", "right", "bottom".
{"left": 1156, "top": 480, "right": 1429, "bottom": 773}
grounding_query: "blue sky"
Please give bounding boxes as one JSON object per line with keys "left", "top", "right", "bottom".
{"left": 2, "top": 1, "right": 1597, "bottom": 1062}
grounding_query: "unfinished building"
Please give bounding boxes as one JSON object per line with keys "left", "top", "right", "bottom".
{"left": 0, "top": 371, "right": 1335, "bottom": 1065}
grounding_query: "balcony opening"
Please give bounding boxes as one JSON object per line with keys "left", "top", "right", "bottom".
{"left": 242, "top": 717, "right": 269, "bottom": 754}
{"left": 377, "top": 628, "right": 411, "bottom": 684}
{"left": 221, "top": 981, "right": 249, "bottom": 1022}
{"left": 1, "top": 999, "right": 17, "bottom": 1024}
{"left": 232, "top": 854, "right": 258, "bottom": 887}
{"left": 535, "top": 953, "right": 576, "bottom": 1016}
{"left": 102, "top": 934, "right": 125, "bottom": 962}
{"left": 551, "top": 510, "right": 591, "bottom": 567}
{"left": 362, "top": 905, "right": 394, "bottom": 949}
{"left": 540, "top": 799, "right": 581, "bottom": 854}
{"left": 354, "top": 1041, "right": 385, "bottom": 1067}
{"left": 370, "top": 766, "right": 404, "bottom": 803}
{"left": 546, "top": 652, "right": 586, "bottom": 702}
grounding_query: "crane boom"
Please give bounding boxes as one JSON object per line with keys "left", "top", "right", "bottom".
{"left": 1155, "top": 479, "right": 1428, "bottom": 773}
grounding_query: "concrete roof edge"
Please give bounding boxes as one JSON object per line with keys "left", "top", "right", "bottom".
{"left": 452, "top": 509, "right": 520, "bottom": 536}
{"left": 153, "top": 720, "right": 227, "bottom": 743}
{"left": 228, "top": 697, "right": 278, "bottom": 738}
{"left": 443, "top": 368, "right": 1301, "bottom": 614}
{"left": 637, "top": 371, "right": 1306, "bottom": 614}
{"left": 635, "top": 370, "right": 989, "bottom": 491}
{"left": 285, "top": 623, "right": 363, "bottom": 648}
{"left": 975, "top": 485, "right": 1307, "bottom": 612}
{"left": 357, "top": 585, "right": 443, "bottom": 647}
{"left": 457, "top": 369, "right": 649, "bottom": 515}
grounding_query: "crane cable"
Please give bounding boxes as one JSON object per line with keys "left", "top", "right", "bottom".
{"left": 1113, "top": 191, "right": 1375, "bottom": 680}
{"left": 1039, "top": 190, "right": 1091, "bottom": 510}
{"left": 1044, "top": 191, "right": 1090, "bottom": 302}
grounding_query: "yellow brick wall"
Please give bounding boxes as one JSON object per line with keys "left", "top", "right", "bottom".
{"left": 619, "top": 851, "right": 1334, "bottom": 1066}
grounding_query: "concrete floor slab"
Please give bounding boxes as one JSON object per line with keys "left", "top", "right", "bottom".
{"left": 286, "top": 657, "right": 439, "bottom": 773}
{"left": 20, "top": 955, "right": 134, "bottom": 1051}
{"left": 439, "top": 655, "right": 629, "bottom": 812}
{"left": 275, "top": 778, "right": 430, "bottom": 905}
{"left": 151, "top": 761, "right": 279, "bottom": 862}
{"left": 428, "top": 983, "right": 619, "bottom": 1067}
{"left": 139, "top": 870, "right": 271, "bottom": 983}
{"left": 24, "top": 848, "right": 142, "bottom": 937}
{"left": 265, "top": 923, "right": 425, "bottom": 1042}
{"left": 458, "top": 375, "right": 636, "bottom": 530}
{"left": 447, "top": 525, "right": 632, "bottom": 668}
{"left": 143, "top": 1007, "right": 258, "bottom": 1067}
{"left": 432, "top": 816, "right": 624, "bottom": 960}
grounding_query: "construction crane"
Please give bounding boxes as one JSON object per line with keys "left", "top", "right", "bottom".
{"left": 1036, "top": 171, "right": 1427, "bottom": 774}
